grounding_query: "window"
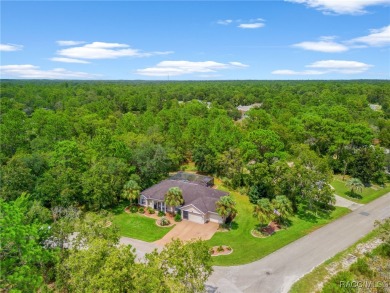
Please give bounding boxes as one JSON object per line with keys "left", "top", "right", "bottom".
{"left": 140, "top": 196, "right": 146, "bottom": 205}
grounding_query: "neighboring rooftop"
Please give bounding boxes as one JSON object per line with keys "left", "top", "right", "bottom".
{"left": 237, "top": 103, "right": 262, "bottom": 113}
{"left": 141, "top": 180, "right": 228, "bottom": 213}
{"left": 369, "top": 104, "right": 382, "bottom": 111}
{"left": 169, "top": 171, "right": 214, "bottom": 187}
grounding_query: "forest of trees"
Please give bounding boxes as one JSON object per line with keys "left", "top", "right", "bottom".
{"left": 1, "top": 80, "right": 389, "bottom": 291}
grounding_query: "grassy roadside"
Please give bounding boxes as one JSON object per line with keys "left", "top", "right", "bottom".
{"left": 331, "top": 175, "right": 390, "bottom": 204}
{"left": 289, "top": 228, "right": 382, "bottom": 293}
{"left": 207, "top": 181, "right": 350, "bottom": 266}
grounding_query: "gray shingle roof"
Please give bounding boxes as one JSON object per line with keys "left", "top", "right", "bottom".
{"left": 141, "top": 180, "right": 228, "bottom": 213}
{"left": 169, "top": 171, "right": 214, "bottom": 187}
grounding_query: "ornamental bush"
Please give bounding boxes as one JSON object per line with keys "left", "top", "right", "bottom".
{"left": 160, "top": 216, "right": 170, "bottom": 226}
{"left": 174, "top": 213, "right": 182, "bottom": 222}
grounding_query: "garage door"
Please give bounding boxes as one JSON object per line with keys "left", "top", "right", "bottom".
{"left": 209, "top": 213, "right": 223, "bottom": 224}
{"left": 188, "top": 212, "right": 204, "bottom": 224}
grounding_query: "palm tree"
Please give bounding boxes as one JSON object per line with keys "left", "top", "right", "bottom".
{"left": 122, "top": 180, "right": 140, "bottom": 206}
{"left": 216, "top": 195, "right": 237, "bottom": 223}
{"left": 253, "top": 198, "right": 274, "bottom": 227}
{"left": 272, "top": 195, "right": 293, "bottom": 225}
{"left": 164, "top": 187, "right": 184, "bottom": 214}
{"left": 346, "top": 178, "right": 364, "bottom": 195}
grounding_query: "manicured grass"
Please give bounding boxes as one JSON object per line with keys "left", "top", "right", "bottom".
{"left": 290, "top": 228, "right": 381, "bottom": 293}
{"left": 331, "top": 175, "right": 390, "bottom": 204}
{"left": 207, "top": 183, "right": 350, "bottom": 266}
{"left": 111, "top": 205, "right": 173, "bottom": 242}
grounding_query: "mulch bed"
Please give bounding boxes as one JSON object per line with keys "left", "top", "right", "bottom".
{"left": 210, "top": 245, "right": 233, "bottom": 256}
{"left": 261, "top": 221, "right": 281, "bottom": 235}
{"left": 252, "top": 221, "right": 282, "bottom": 238}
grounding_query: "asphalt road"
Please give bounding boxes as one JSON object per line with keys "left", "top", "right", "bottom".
{"left": 206, "top": 192, "right": 390, "bottom": 293}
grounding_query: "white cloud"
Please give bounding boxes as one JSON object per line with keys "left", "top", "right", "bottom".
{"left": 0, "top": 64, "right": 98, "bottom": 79}
{"left": 286, "top": 0, "right": 390, "bottom": 15}
{"left": 238, "top": 23, "right": 265, "bottom": 29}
{"left": 0, "top": 44, "right": 23, "bottom": 52}
{"left": 217, "top": 18, "right": 265, "bottom": 28}
{"left": 217, "top": 19, "right": 233, "bottom": 25}
{"left": 229, "top": 61, "right": 249, "bottom": 67}
{"left": 136, "top": 60, "right": 249, "bottom": 77}
{"left": 50, "top": 57, "right": 90, "bottom": 64}
{"left": 272, "top": 69, "right": 325, "bottom": 75}
{"left": 307, "top": 60, "right": 373, "bottom": 73}
{"left": 56, "top": 40, "right": 86, "bottom": 46}
{"left": 57, "top": 42, "right": 173, "bottom": 60}
{"left": 348, "top": 25, "right": 390, "bottom": 47}
{"left": 293, "top": 37, "right": 349, "bottom": 52}
{"left": 272, "top": 60, "right": 373, "bottom": 75}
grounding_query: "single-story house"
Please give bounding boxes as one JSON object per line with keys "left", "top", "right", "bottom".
{"left": 139, "top": 179, "right": 228, "bottom": 224}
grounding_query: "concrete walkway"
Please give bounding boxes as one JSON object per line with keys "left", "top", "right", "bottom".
{"left": 334, "top": 194, "right": 364, "bottom": 211}
{"left": 206, "top": 192, "right": 390, "bottom": 293}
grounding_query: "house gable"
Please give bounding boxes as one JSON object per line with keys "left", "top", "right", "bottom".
{"left": 180, "top": 204, "right": 205, "bottom": 215}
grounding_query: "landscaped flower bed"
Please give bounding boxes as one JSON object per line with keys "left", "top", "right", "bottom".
{"left": 209, "top": 245, "right": 233, "bottom": 256}
{"left": 156, "top": 216, "right": 175, "bottom": 227}
{"left": 251, "top": 221, "right": 282, "bottom": 238}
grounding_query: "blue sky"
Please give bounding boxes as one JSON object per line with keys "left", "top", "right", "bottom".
{"left": 1, "top": 1, "right": 389, "bottom": 80}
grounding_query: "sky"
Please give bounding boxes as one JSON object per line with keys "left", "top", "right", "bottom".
{"left": 1, "top": 0, "right": 389, "bottom": 80}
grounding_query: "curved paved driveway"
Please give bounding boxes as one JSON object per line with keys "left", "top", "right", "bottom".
{"left": 206, "top": 193, "right": 390, "bottom": 293}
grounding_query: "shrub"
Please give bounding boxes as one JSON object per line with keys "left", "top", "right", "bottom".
{"left": 158, "top": 210, "right": 165, "bottom": 217}
{"left": 374, "top": 243, "right": 390, "bottom": 257}
{"left": 174, "top": 213, "right": 182, "bottom": 222}
{"left": 350, "top": 258, "right": 375, "bottom": 277}
{"left": 209, "top": 248, "right": 214, "bottom": 255}
{"left": 217, "top": 245, "right": 224, "bottom": 252}
{"left": 322, "top": 271, "right": 355, "bottom": 293}
{"left": 148, "top": 207, "right": 155, "bottom": 214}
{"left": 130, "top": 206, "right": 138, "bottom": 213}
{"left": 138, "top": 207, "right": 145, "bottom": 214}
{"left": 226, "top": 246, "right": 232, "bottom": 251}
{"left": 159, "top": 216, "right": 170, "bottom": 226}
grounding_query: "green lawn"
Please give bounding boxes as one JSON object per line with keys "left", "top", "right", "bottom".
{"left": 331, "top": 175, "right": 390, "bottom": 204}
{"left": 207, "top": 183, "right": 350, "bottom": 266}
{"left": 111, "top": 205, "right": 173, "bottom": 242}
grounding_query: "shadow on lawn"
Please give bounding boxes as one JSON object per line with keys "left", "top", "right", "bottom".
{"left": 345, "top": 191, "right": 363, "bottom": 199}
{"left": 230, "top": 221, "right": 239, "bottom": 230}
{"left": 296, "top": 204, "right": 334, "bottom": 223}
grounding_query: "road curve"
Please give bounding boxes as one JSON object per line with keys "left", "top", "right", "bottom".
{"left": 206, "top": 193, "right": 390, "bottom": 293}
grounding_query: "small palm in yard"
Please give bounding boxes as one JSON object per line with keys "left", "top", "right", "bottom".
{"left": 253, "top": 198, "right": 274, "bottom": 228}
{"left": 272, "top": 195, "right": 293, "bottom": 226}
{"left": 216, "top": 195, "right": 237, "bottom": 223}
{"left": 346, "top": 178, "right": 364, "bottom": 196}
{"left": 164, "top": 187, "right": 184, "bottom": 214}
{"left": 122, "top": 180, "right": 141, "bottom": 206}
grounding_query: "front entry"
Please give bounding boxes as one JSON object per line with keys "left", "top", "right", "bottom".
{"left": 183, "top": 210, "right": 189, "bottom": 220}
{"left": 153, "top": 201, "right": 166, "bottom": 212}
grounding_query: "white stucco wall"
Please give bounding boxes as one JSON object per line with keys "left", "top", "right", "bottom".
{"left": 181, "top": 205, "right": 205, "bottom": 224}
{"left": 208, "top": 212, "right": 223, "bottom": 224}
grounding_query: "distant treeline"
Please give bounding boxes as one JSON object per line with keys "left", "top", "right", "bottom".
{"left": 1, "top": 80, "right": 389, "bottom": 211}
